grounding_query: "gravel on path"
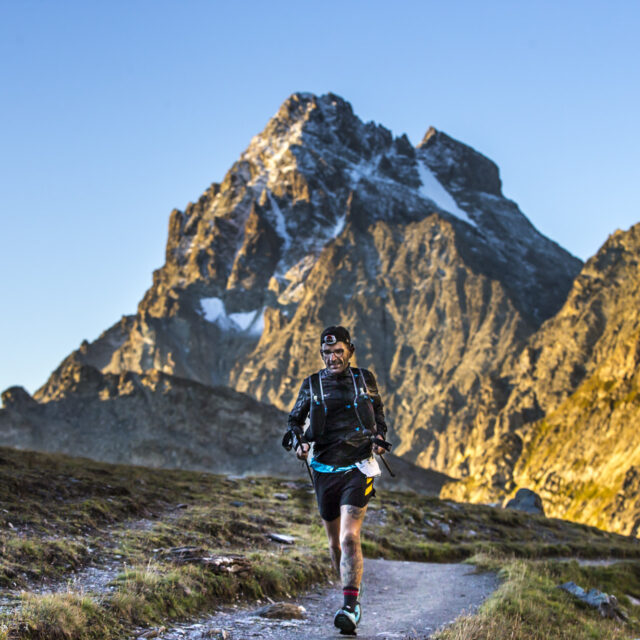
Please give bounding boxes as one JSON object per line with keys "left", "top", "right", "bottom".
{"left": 154, "top": 558, "right": 498, "bottom": 640}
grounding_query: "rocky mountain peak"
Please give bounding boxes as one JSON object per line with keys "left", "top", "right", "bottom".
{"left": 419, "top": 126, "right": 503, "bottom": 197}
{"left": 36, "top": 94, "right": 581, "bottom": 394}
{"left": 151, "top": 92, "right": 486, "bottom": 326}
{"left": 151, "top": 92, "right": 578, "bottom": 325}
{"left": 256, "top": 92, "right": 395, "bottom": 162}
{"left": 1, "top": 386, "right": 37, "bottom": 410}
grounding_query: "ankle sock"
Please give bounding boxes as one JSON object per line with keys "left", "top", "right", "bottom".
{"left": 343, "top": 586, "right": 359, "bottom": 610}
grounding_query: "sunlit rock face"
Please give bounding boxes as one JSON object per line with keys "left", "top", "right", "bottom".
{"left": 32, "top": 93, "right": 581, "bottom": 495}
{"left": 445, "top": 223, "right": 640, "bottom": 535}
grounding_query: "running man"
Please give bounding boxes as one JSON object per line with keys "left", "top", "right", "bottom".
{"left": 283, "top": 325, "right": 389, "bottom": 634}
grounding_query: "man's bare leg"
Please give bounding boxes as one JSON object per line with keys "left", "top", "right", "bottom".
{"left": 339, "top": 504, "right": 366, "bottom": 589}
{"left": 322, "top": 516, "right": 342, "bottom": 575}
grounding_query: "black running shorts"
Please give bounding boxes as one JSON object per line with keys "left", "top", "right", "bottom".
{"left": 312, "top": 467, "right": 375, "bottom": 521}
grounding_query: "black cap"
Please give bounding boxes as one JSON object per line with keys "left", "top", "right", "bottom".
{"left": 320, "top": 326, "right": 351, "bottom": 346}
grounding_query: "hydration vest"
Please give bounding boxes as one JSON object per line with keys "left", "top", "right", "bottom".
{"left": 304, "top": 367, "right": 376, "bottom": 442}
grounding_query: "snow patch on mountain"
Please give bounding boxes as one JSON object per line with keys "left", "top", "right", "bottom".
{"left": 274, "top": 254, "right": 318, "bottom": 305}
{"left": 416, "top": 161, "right": 475, "bottom": 227}
{"left": 248, "top": 120, "right": 305, "bottom": 179}
{"left": 349, "top": 157, "right": 380, "bottom": 184}
{"left": 230, "top": 308, "right": 264, "bottom": 334}
{"left": 267, "top": 193, "right": 289, "bottom": 248}
{"left": 200, "top": 297, "right": 264, "bottom": 336}
{"left": 200, "top": 298, "right": 228, "bottom": 326}
{"left": 331, "top": 214, "right": 346, "bottom": 238}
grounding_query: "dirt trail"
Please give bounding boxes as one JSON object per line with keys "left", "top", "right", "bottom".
{"left": 156, "top": 558, "right": 499, "bottom": 640}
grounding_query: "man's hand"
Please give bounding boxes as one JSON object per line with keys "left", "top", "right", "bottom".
{"left": 371, "top": 434, "right": 391, "bottom": 456}
{"left": 372, "top": 443, "right": 386, "bottom": 455}
{"left": 296, "top": 442, "right": 310, "bottom": 460}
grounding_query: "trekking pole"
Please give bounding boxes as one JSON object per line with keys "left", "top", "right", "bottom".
{"left": 377, "top": 451, "right": 395, "bottom": 478}
{"left": 293, "top": 432, "right": 315, "bottom": 487}
{"left": 282, "top": 429, "right": 314, "bottom": 487}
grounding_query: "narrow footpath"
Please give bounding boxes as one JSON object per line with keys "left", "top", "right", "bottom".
{"left": 155, "top": 558, "right": 499, "bottom": 640}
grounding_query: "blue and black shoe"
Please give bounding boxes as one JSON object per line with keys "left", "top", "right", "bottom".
{"left": 334, "top": 602, "right": 362, "bottom": 635}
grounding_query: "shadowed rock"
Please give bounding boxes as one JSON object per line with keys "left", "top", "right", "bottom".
{"left": 504, "top": 488, "right": 545, "bottom": 516}
{"left": 559, "top": 581, "right": 628, "bottom": 621}
{"left": 255, "top": 603, "right": 307, "bottom": 619}
{"left": 1, "top": 387, "right": 37, "bottom": 410}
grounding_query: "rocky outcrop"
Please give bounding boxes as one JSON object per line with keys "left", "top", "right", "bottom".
{"left": 559, "top": 582, "right": 628, "bottom": 621}
{"left": 444, "top": 223, "right": 640, "bottom": 534}
{"left": 35, "top": 315, "right": 135, "bottom": 402}
{"left": 1, "top": 386, "right": 37, "bottom": 410}
{"left": 504, "top": 488, "right": 545, "bottom": 516}
{"left": 418, "top": 128, "right": 579, "bottom": 325}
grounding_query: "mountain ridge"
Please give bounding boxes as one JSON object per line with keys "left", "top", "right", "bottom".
{"left": 442, "top": 223, "right": 640, "bottom": 534}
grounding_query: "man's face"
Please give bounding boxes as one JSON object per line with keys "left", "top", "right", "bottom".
{"left": 320, "top": 341, "right": 353, "bottom": 374}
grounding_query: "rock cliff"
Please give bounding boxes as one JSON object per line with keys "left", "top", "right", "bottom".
{"left": 443, "top": 223, "right": 640, "bottom": 534}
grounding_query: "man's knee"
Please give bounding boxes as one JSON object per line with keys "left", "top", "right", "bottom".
{"left": 340, "top": 531, "right": 360, "bottom": 552}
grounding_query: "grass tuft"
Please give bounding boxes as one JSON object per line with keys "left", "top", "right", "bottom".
{"left": 8, "top": 592, "right": 114, "bottom": 640}
{"left": 435, "top": 554, "right": 640, "bottom": 640}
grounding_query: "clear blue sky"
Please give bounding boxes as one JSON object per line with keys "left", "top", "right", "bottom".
{"left": 1, "top": 0, "right": 639, "bottom": 395}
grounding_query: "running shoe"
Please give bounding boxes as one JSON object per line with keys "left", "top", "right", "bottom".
{"left": 334, "top": 602, "right": 361, "bottom": 634}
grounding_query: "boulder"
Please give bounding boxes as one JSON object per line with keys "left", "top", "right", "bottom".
{"left": 268, "top": 533, "right": 296, "bottom": 545}
{"left": 559, "top": 581, "right": 628, "bottom": 621}
{"left": 504, "top": 488, "right": 545, "bottom": 515}
{"left": 255, "top": 602, "right": 306, "bottom": 619}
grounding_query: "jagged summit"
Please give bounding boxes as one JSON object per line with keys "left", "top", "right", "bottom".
{"left": 159, "top": 92, "right": 574, "bottom": 320}
{"left": 254, "top": 92, "right": 393, "bottom": 155}
{"left": 244, "top": 93, "right": 495, "bottom": 230}
{"left": 145, "top": 93, "right": 498, "bottom": 325}
{"left": 419, "top": 126, "right": 503, "bottom": 198}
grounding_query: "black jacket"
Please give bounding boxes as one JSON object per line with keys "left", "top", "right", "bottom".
{"left": 286, "top": 366, "right": 388, "bottom": 466}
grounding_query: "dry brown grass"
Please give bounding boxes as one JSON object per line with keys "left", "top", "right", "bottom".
{"left": 7, "top": 592, "right": 112, "bottom": 640}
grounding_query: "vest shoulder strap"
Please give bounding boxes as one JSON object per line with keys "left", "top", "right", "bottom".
{"left": 309, "top": 372, "right": 324, "bottom": 408}
{"left": 352, "top": 367, "right": 371, "bottom": 395}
